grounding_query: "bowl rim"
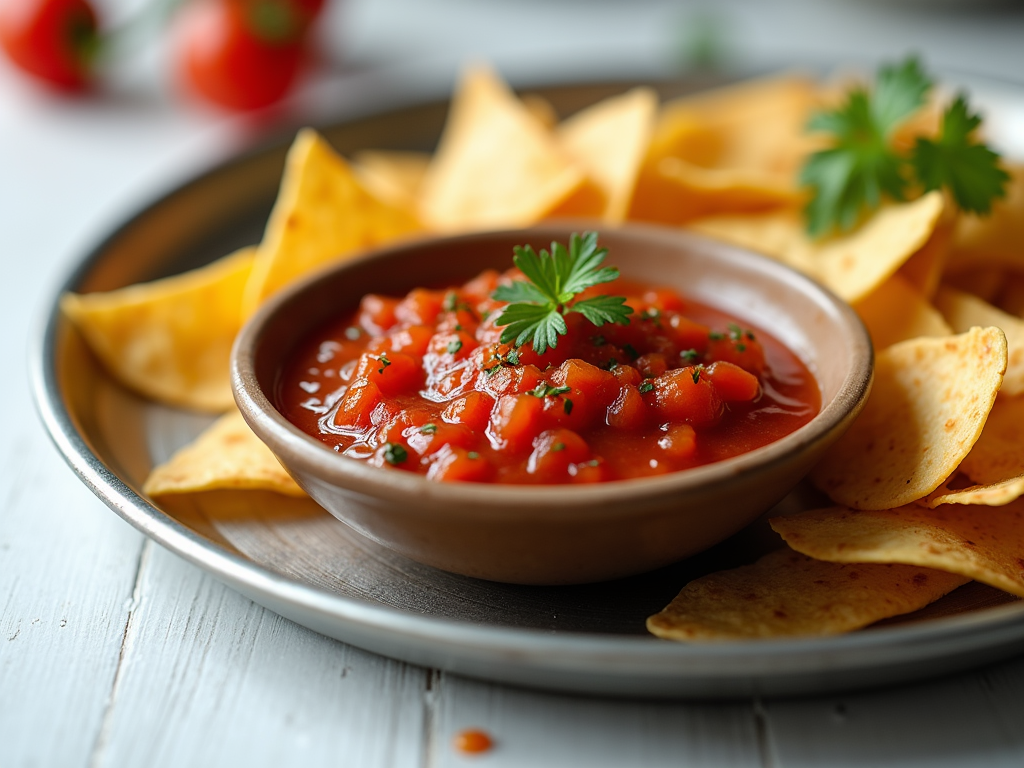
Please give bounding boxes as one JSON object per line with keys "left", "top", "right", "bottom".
{"left": 232, "top": 222, "right": 873, "bottom": 514}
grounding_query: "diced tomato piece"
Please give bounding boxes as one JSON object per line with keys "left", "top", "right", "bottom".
{"left": 378, "top": 407, "right": 434, "bottom": 445}
{"left": 526, "top": 429, "right": 591, "bottom": 481}
{"left": 649, "top": 367, "right": 723, "bottom": 427}
{"left": 386, "top": 325, "right": 434, "bottom": 357}
{"left": 606, "top": 385, "right": 648, "bottom": 429}
{"left": 635, "top": 353, "right": 668, "bottom": 379}
{"left": 356, "top": 351, "right": 422, "bottom": 397}
{"left": 658, "top": 424, "right": 698, "bottom": 461}
{"left": 705, "top": 360, "right": 760, "bottom": 402}
{"left": 427, "top": 444, "right": 495, "bottom": 482}
{"left": 477, "top": 363, "right": 544, "bottom": 398}
{"left": 570, "top": 459, "right": 610, "bottom": 484}
{"left": 489, "top": 394, "right": 545, "bottom": 454}
{"left": 395, "top": 288, "right": 445, "bottom": 326}
{"left": 611, "top": 364, "right": 643, "bottom": 387}
{"left": 550, "top": 360, "right": 618, "bottom": 404}
{"left": 642, "top": 288, "right": 686, "bottom": 313}
{"left": 358, "top": 294, "right": 399, "bottom": 334}
{"left": 461, "top": 269, "right": 500, "bottom": 304}
{"left": 442, "top": 391, "right": 495, "bottom": 432}
{"left": 668, "top": 314, "right": 711, "bottom": 352}
{"left": 407, "top": 422, "right": 476, "bottom": 456}
{"left": 330, "top": 378, "right": 382, "bottom": 430}
{"left": 706, "top": 332, "right": 766, "bottom": 375}
{"left": 428, "top": 330, "right": 477, "bottom": 361}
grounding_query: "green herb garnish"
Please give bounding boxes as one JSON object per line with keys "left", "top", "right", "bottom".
{"left": 491, "top": 232, "right": 633, "bottom": 354}
{"left": 680, "top": 349, "right": 700, "bottom": 363}
{"left": 801, "top": 56, "right": 1008, "bottom": 236}
{"left": 690, "top": 365, "right": 704, "bottom": 384}
{"left": 467, "top": 451, "right": 480, "bottom": 460}
{"left": 529, "top": 383, "right": 571, "bottom": 398}
{"left": 420, "top": 423, "right": 438, "bottom": 435}
{"left": 447, "top": 339, "right": 463, "bottom": 354}
{"left": 638, "top": 382, "right": 654, "bottom": 394}
{"left": 564, "top": 399, "right": 574, "bottom": 415}
{"left": 377, "top": 353, "right": 391, "bottom": 375}
{"left": 383, "top": 443, "right": 407, "bottom": 465}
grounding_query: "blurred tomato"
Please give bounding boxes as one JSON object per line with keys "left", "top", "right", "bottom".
{"left": 173, "top": 0, "right": 311, "bottom": 111}
{"left": 0, "top": 0, "right": 98, "bottom": 91}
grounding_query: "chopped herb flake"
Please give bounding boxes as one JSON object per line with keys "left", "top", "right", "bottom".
{"left": 680, "top": 349, "right": 700, "bottom": 363}
{"left": 552, "top": 442, "right": 566, "bottom": 452}
{"left": 383, "top": 443, "right": 407, "bottom": 465}
{"left": 529, "top": 382, "right": 571, "bottom": 398}
{"left": 638, "top": 382, "right": 654, "bottom": 394}
{"left": 467, "top": 451, "right": 480, "bottom": 460}
{"left": 564, "top": 399, "right": 574, "bottom": 415}
{"left": 377, "top": 353, "right": 391, "bottom": 374}
{"left": 447, "top": 339, "right": 463, "bottom": 354}
{"left": 420, "top": 423, "right": 438, "bottom": 435}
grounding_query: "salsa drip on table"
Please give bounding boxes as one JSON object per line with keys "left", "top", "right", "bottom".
{"left": 278, "top": 269, "right": 820, "bottom": 484}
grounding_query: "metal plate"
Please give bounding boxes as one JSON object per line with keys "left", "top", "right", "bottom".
{"left": 33, "top": 74, "right": 1024, "bottom": 699}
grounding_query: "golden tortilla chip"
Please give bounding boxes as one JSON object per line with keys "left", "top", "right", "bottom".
{"left": 653, "top": 74, "right": 821, "bottom": 180}
{"left": 557, "top": 87, "right": 657, "bottom": 223}
{"left": 61, "top": 247, "right": 255, "bottom": 413}
{"left": 690, "top": 192, "right": 945, "bottom": 304}
{"left": 143, "top": 409, "right": 306, "bottom": 498}
{"left": 418, "top": 65, "right": 602, "bottom": 231}
{"left": 351, "top": 150, "right": 430, "bottom": 211}
{"left": 629, "top": 159, "right": 799, "bottom": 226}
{"left": 772, "top": 502, "right": 1024, "bottom": 598}
{"left": 242, "top": 130, "right": 421, "bottom": 317}
{"left": 853, "top": 274, "right": 952, "bottom": 351}
{"left": 811, "top": 327, "right": 1007, "bottom": 510}
{"left": 647, "top": 547, "right": 967, "bottom": 641}
{"left": 894, "top": 205, "right": 956, "bottom": 298}
{"left": 520, "top": 93, "right": 558, "bottom": 130}
{"left": 948, "top": 163, "right": 1024, "bottom": 273}
{"left": 934, "top": 286, "right": 1024, "bottom": 397}
{"left": 926, "top": 396, "right": 1024, "bottom": 507}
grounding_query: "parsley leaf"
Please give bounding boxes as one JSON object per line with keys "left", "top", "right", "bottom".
{"left": 491, "top": 232, "right": 632, "bottom": 353}
{"left": 910, "top": 94, "right": 1010, "bottom": 215}
{"left": 801, "top": 58, "right": 930, "bottom": 236}
{"left": 801, "top": 56, "right": 1007, "bottom": 235}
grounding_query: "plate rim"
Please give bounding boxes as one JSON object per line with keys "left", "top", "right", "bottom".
{"left": 31, "top": 72, "right": 1024, "bottom": 699}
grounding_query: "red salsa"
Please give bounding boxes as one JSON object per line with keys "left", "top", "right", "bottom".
{"left": 278, "top": 268, "right": 820, "bottom": 484}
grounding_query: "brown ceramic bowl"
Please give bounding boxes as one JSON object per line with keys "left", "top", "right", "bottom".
{"left": 232, "top": 224, "right": 873, "bottom": 585}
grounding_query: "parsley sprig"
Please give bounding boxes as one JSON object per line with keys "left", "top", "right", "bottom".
{"left": 491, "top": 232, "right": 633, "bottom": 354}
{"left": 801, "top": 56, "right": 1008, "bottom": 236}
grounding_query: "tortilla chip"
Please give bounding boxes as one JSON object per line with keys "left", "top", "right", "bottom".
{"left": 926, "top": 396, "right": 1024, "bottom": 507}
{"left": 351, "top": 150, "right": 430, "bottom": 211}
{"left": 646, "top": 547, "right": 967, "bottom": 641}
{"left": 242, "top": 130, "right": 421, "bottom": 316}
{"left": 653, "top": 74, "right": 821, "bottom": 180}
{"left": 772, "top": 502, "right": 1024, "bottom": 598}
{"left": 853, "top": 274, "right": 952, "bottom": 351}
{"left": 557, "top": 87, "right": 657, "bottom": 223}
{"left": 521, "top": 93, "right": 558, "bottom": 130}
{"left": 418, "top": 65, "right": 602, "bottom": 231}
{"left": 934, "top": 287, "right": 1024, "bottom": 397}
{"left": 948, "top": 163, "right": 1024, "bottom": 273}
{"left": 143, "top": 409, "right": 306, "bottom": 498}
{"left": 810, "top": 327, "right": 1007, "bottom": 510}
{"left": 61, "top": 247, "right": 255, "bottom": 413}
{"left": 894, "top": 205, "right": 956, "bottom": 298}
{"left": 690, "top": 192, "right": 945, "bottom": 303}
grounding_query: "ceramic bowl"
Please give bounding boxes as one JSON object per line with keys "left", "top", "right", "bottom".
{"left": 232, "top": 224, "right": 872, "bottom": 585}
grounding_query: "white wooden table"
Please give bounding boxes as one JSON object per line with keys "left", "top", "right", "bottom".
{"left": 5, "top": 1, "right": 1024, "bottom": 765}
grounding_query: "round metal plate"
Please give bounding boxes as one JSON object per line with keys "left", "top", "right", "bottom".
{"left": 33, "top": 74, "right": 1024, "bottom": 698}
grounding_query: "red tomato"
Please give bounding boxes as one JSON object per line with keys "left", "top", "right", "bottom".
{"left": 0, "top": 0, "right": 98, "bottom": 91}
{"left": 172, "top": 0, "right": 308, "bottom": 111}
